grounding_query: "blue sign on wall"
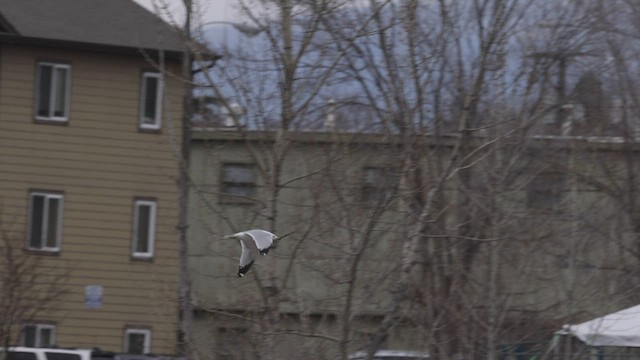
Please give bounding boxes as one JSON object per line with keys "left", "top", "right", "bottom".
{"left": 85, "top": 285, "right": 103, "bottom": 309}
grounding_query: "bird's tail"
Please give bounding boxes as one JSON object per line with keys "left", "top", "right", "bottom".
{"left": 276, "top": 231, "right": 295, "bottom": 240}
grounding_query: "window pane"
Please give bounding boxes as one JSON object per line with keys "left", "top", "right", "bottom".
{"left": 30, "top": 195, "right": 45, "bottom": 248}
{"left": 53, "top": 67, "right": 67, "bottom": 117}
{"left": 222, "top": 165, "right": 256, "bottom": 199}
{"left": 127, "top": 333, "right": 146, "bottom": 354}
{"left": 40, "top": 328, "right": 53, "bottom": 347}
{"left": 23, "top": 326, "right": 36, "bottom": 347}
{"left": 38, "top": 65, "right": 52, "bottom": 117}
{"left": 362, "top": 168, "right": 388, "bottom": 202}
{"left": 143, "top": 76, "right": 158, "bottom": 125}
{"left": 528, "top": 172, "right": 566, "bottom": 208}
{"left": 136, "top": 205, "right": 151, "bottom": 253}
{"left": 46, "top": 198, "right": 60, "bottom": 248}
{"left": 224, "top": 165, "right": 253, "bottom": 183}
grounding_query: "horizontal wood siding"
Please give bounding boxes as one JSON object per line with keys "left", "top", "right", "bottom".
{"left": 0, "top": 44, "right": 182, "bottom": 354}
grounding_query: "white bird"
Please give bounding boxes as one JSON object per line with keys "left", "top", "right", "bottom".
{"left": 224, "top": 229, "right": 278, "bottom": 277}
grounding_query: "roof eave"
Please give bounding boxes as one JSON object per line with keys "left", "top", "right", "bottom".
{"left": 191, "top": 128, "right": 640, "bottom": 152}
{"left": 0, "top": 33, "right": 185, "bottom": 59}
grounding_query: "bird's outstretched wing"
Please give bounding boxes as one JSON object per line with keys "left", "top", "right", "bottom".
{"left": 237, "top": 238, "right": 255, "bottom": 277}
{"left": 244, "top": 229, "right": 277, "bottom": 255}
{"left": 224, "top": 229, "right": 279, "bottom": 277}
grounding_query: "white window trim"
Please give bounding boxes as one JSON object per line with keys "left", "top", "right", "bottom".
{"left": 35, "top": 62, "right": 71, "bottom": 122}
{"left": 124, "top": 328, "right": 151, "bottom": 354}
{"left": 23, "top": 324, "right": 56, "bottom": 347}
{"left": 139, "top": 72, "right": 163, "bottom": 130}
{"left": 27, "top": 192, "right": 64, "bottom": 252}
{"left": 132, "top": 199, "right": 156, "bottom": 258}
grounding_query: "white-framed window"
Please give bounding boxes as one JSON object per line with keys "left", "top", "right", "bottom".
{"left": 28, "top": 192, "right": 64, "bottom": 252}
{"left": 36, "top": 62, "right": 71, "bottom": 122}
{"left": 139, "top": 72, "right": 163, "bottom": 130}
{"left": 132, "top": 199, "right": 156, "bottom": 258}
{"left": 22, "top": 324, "right": 56, "bottom": 347}
{"left": 124, "top": 328, "right": 151, "bottom": 354}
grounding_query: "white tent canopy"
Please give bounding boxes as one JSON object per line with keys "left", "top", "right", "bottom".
{"left": 564, "top": 304, "right": 640, "bottom": 347}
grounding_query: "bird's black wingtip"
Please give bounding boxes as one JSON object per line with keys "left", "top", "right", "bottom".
{"left": 259, "top": 247, "right": 271, "bottom": 256}
{"left": 238, "top": 260, "right": 254, "bottom": 277}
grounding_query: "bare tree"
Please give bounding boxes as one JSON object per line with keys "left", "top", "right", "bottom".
{"left": 164, "top": 0, "right": 640, "bottom": 359}
{"left": 184, "top": 0, "right": 391, "bottom": 359}
{"left": 0, "top": 218, "right": 68, "bottom": 356}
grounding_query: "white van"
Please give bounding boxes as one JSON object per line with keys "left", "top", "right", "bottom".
{"left": 1, "top": 347, "right": 92, "bottom": 360}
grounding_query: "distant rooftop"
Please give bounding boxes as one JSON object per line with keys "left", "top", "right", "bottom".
{"left": 0, "top": 0, "right": 184, "bottom": 54}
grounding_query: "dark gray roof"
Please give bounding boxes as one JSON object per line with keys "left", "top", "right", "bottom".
{"left": 0, "top": 0, "right": 184, "bottom": 53}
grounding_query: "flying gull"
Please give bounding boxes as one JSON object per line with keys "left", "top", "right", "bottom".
{"left": 224, "top": 229, "right": 277, "bottom": 277}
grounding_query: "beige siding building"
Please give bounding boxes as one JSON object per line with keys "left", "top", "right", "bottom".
{"left": 0, "top": 0, "right": 184, "bottom": 354}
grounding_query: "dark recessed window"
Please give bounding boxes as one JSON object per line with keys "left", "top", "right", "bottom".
{"left": 527, "top": 171, "right": 567, "bottom": 209}
{"left": 132, "top": 199, "right": 156, "bottom": 258}
{"left": 221, "top": 164, "right": 256, "bottom": 201}
{"left": 362, "top": 167, "right": 391, "bottom": 203}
